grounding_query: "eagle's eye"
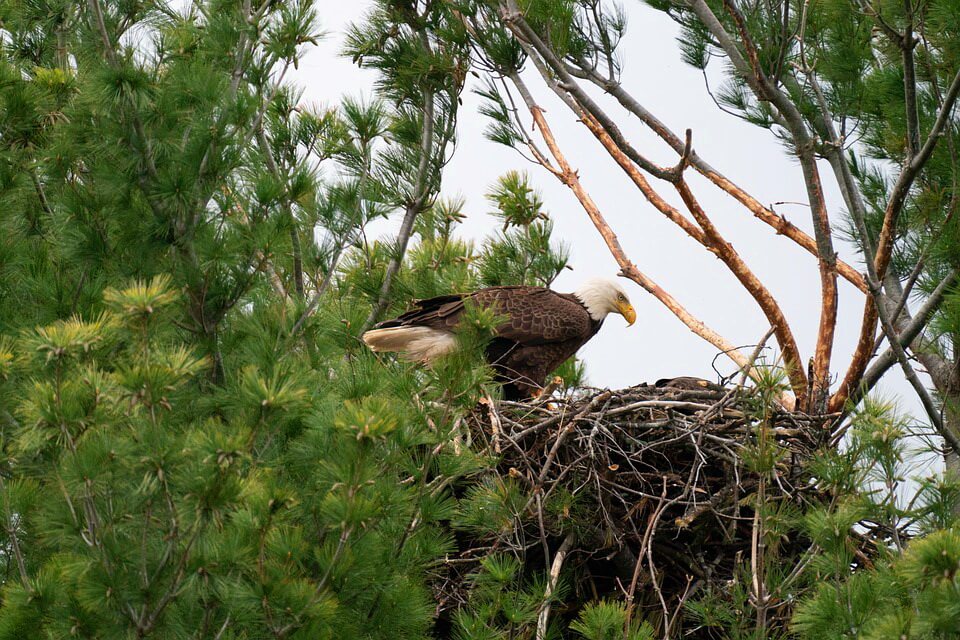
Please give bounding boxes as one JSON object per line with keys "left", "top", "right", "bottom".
{"left": 617, "top": 294, "right": 625, "bottom": 301}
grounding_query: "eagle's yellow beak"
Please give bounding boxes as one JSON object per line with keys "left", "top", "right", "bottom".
{"left": 618, "top": 301, "right": 636, "bottom": 326}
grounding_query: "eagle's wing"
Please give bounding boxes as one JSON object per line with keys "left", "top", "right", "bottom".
{"left": 373, "top": 286, "right": 592, "bottom": 345}
{"left": 473, "top": 287, "right": 593, "bottom": 345}
{"left": 373, "top": 293, "right": 467, "bottom": 330}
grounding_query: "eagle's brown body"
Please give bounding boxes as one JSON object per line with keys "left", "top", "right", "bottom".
{"left": 367, "top": 286, "right": 603, "bottom": 399}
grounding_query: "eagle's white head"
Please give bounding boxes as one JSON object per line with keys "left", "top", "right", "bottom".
{"left": 573, "top": 277, "right": 636, "bottom": 325}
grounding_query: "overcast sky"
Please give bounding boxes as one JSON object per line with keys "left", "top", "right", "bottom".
{"left": 298, "top": 1, "right": 925, "bottom": 425}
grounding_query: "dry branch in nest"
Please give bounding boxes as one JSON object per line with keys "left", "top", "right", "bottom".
{"left": 435, "top": 378, "right": 864, "bottom": 637}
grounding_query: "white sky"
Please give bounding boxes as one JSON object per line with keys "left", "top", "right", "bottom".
{"left": 300, "top": 1, "right": 926, "bottom": 425}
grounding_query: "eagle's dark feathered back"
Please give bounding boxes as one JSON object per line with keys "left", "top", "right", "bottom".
{"left": 363, "top": 285, "right": 603, "bottom": 399}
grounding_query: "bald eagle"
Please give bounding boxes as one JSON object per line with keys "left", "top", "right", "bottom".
{"left": 361, "top": 278, "right": 635, "bottom": 399}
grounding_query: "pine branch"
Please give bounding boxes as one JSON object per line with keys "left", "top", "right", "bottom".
{"left": 138, "top": 523, "right": 203, "bottom": 636}
{"left": 290, "top": 132, "right": 378, "bottom": 338}
{"left": 256, "top": 128, "right": 302, "bottom": 299}
{"left": 213, "top": 614, "right": 232, "bottom": 640}
{"left": 366, "top": 200, "right": 424, "bottom": 328}
{"left": 858, "top": 268, "right": 960, "bottom": 400}
{"left": 833, "top": 64, "right": 960, "bottom": 409}
{"left": 858, "top": 0, "right": 903, "bottom": 44}
{"left": 86, "top": 0, "right": 159, "bottom": 182}
{"left": 866, "top": 271, "right": 958, "bottom": 452}
{"left": 195, "top": 0, "right": 272, "bottom": 187}
{"left": 873, "top": 65, "right": 960, "bottom": 282}
{"left": 290, "top": 227, "right": 304, "bottom": 299}
{"left": 882, "top": 272, "right": 954, "bottom": 384}
{"left": 363, "top": 85, "right": 436, "bottom": 331}
{"left": 0, "top": 476, "right": 31, "bottom": 590}
{"left": 902, "top": 0, "right": 921, "bottom": 159}
{"left": 28, "top": 165, "right": 53, "bottom": 232}
{"left": 289, "top": 241, "right": 345, "bottom": 337}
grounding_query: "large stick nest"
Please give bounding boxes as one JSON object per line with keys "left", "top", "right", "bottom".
{"left": 436, "top": 378, "right": 845, "bottom": 636}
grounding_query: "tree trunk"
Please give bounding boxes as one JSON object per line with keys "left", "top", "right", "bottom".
{"left": 944, "top": 403, "right": 960, "bottom": 520}
{"left": 944, "top": 350, "right": 960, "bottom": 489}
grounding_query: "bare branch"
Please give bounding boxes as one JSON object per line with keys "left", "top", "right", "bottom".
{"left": 519, "top": 98, "right": 795, "bottom": 409}
{"left": 859, "top": 268, "right": 960, "bottom": 397}
{"left": 568, "top": 62, "right": 869, "bottom": 292}
{"left": 709, "top": 0, "right": 838, "bottom": 407}
{"left": 501, "top": 6, "right": 675, "bottom": 181}
{"left": 576, "top": 112, "right": 707, "bottom": 244}
{"left": 535, "top": 531, "right": 575, "bottom": 640}
{"left": 834, "top": 65, "right": 960, "bottom": 409}
{"left": 671, "top": 128, "right": 694, "bottom": 178}
{"left": 675, "top": 180, "right": 809, "bottom": 398}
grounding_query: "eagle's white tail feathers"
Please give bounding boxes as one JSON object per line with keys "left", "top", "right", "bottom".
{"left": 361, "top": 326, "right": 458, "bottom": 362}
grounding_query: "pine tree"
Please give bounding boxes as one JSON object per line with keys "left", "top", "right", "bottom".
{"left": 0, "top": 1, "right": 492, "bottom": 637}
{"left": 0, "top": 5, "right": 589, "bottom": 636}
{"left": 6, "top": 1, "right": 958, "bottom": 638}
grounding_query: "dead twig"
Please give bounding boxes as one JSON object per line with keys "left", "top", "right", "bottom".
{"left": 535, "top": 531, "right": 575, "bottom": 640}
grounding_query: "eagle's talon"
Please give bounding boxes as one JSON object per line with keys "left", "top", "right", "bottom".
{"left": 534, "top": 376, "right": 564, "bottom": 403}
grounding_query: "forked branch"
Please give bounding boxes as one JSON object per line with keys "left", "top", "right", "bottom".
{"left": 521, "top": 101, "right": 795, "bottom": 408}
{"left": 568, "top": 61, "right": 868, "bottom": 292}
{"left": 675, "top": 179, "right": 808, "bottom": 399}
{"left": 505, "top": 5, "right": 868, "bottom": 294}
{"left": 831, "top": 65, "right": 960, "bottom": 411}
{"left": 498, "top": 7, "right": 808, "bottom": 400}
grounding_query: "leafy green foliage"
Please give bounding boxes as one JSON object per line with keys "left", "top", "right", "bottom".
{"left": 488, "top": 171, "right": 546, "bottom": 228}
{"left": 570, "top": 601, "right": 655, "bottom": 640}
{"left": 0, "top": 3, "right": 603, "bottom": 636}
{"left": 0, "top": 1, "right": 495, "bottom": 637}
{"left": 479, "top": 172, "right": 569, "bottom": 288}
{"left": 0, "top": 272, "right": 482, "bottom": 638}
{"left": 794, "top": 529, "right": 960, "bottom": 639}
{"left": 452, "top": 554, "right": 557, "bottom": 639}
